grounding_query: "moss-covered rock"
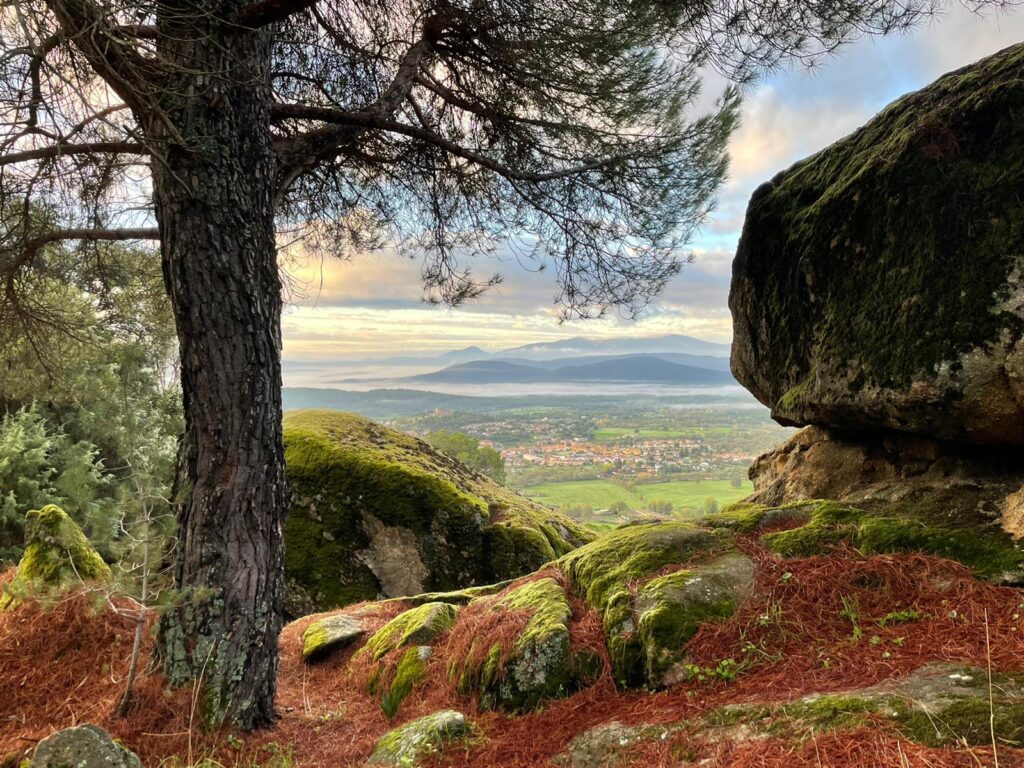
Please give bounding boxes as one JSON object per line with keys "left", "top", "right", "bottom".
{"left": 703, "top": 663, "right": 1024, "bottom": 748}
{"left": 301, "top": 613, "right": 366, "bottom": 661}
{"left": 730, "top": 43, "right": 1024, "bottom": 447}
{"left": 282, "top": 410, "right": 593, "bottom": 615}
{"left": 0, "top": 505, "right": 110, "bottom": 610}
{"left": 452, "top": 577, "right": 576, "bottom": 711}
{"left": 361, "top": 602, "right": 459, "bottom": 661}
{"left": 697, "top": 500, "right": 818, "bottom": 534}
{"left": 557, "top": 522, "right": 743, "bottom": 686}
{"left": 378, "top": 645, "right": 433, "bottom": 718}
{"left": 367, "top": 709, "right": 471, "bottom": 766}
{"left": 707, "top": 497, "right": 1024, "bottom": 583}
{"left": 635, "top": 552, "right": 755, "bottom": 686}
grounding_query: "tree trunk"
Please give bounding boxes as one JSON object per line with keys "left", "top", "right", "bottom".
{"left": 150, "top": 10, "right": 288, "bottom": 730}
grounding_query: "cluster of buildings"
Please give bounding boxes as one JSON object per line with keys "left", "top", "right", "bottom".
{"left": 499, "top": 437, "right": 750, "bottom": 475}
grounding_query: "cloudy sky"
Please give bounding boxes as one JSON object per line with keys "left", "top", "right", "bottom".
{"left": 280, "top": 6, "right": 1024, "bottom": 366}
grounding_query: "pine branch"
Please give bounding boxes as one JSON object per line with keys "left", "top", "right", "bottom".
{"left": 1, "top": 141, "right": 148, "bottom": 167}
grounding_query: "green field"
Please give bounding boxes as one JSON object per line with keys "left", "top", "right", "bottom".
{"left": 521, "top": 478, "right": 752, "bottom": 515}
{"left": 591, "top": 427, "right": 690, "bottom": 441}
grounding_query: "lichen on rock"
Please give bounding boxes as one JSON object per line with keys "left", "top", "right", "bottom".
{"left": 0, "top": 505, "right": 110, "bottom": 610}
{"left": 30, "top": 724, "right": 141, "bottom": 768}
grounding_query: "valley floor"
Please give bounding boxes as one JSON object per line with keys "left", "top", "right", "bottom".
{"left": 520, "top": 479, "right": 753, "bottom": 516}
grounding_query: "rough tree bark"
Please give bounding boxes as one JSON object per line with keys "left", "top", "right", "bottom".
{"left": 150, "top": 8, "right": 288, "bottom": 729}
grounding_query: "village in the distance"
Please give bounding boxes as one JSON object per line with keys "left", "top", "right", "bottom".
{"left": 281, "top": 334, "right": 793, "bottom": 526}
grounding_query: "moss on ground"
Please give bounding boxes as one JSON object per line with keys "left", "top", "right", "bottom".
{"left": 896, "top": 696, "right": 1024, "bottom": 747}
{"left": 282, "top": 410, "right": 592, "bottom": 612}
{"left": 0, "top": 505, "right": 110, "bottom": 610}
{"left": 706, "top": 694, "right": 883, "bottom": 737}
{"left": 700, "top": 500, "right": 822, "bottom": 534}
{"left": 717, "top": 499, "right": 1024, "bottom": 582}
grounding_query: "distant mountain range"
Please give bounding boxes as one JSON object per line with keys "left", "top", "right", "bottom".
{"left": 319, "top": 333, "right": 731, "bottom": 369}
{"left": 404, "top": 354, "right": 734, "bottom": 386}
{"left": 498, "top": 334, "right": 730, "bottom": 360}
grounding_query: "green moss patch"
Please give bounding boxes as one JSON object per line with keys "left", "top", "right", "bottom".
{"left": 557, "top": 522, "right": 738, "bottom": 687}
{"left": 379, "top": 646, "right": 432, "bottom": 719}
{"left": 635, "top": 552, "right": 754, "bottom": 686}
{"left": 749, "top": 499, "right": 1024, "bottom": 581}
{"left": 700, "top": 500, "right": 821, "bottom": 534}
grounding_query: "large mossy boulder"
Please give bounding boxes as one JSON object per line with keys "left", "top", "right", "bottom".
{"left": 730, "top": 43, "right": 1024, "bottom": 447}
{"left": 0, "top": 505, "right": 110, "bottom": 610}
{"left": 282, "top": 409, "right": 593, "bottom": 614}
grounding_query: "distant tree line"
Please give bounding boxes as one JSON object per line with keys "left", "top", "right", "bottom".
{"left": 425, "top": 430, "right": 507, "bottom": 483}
